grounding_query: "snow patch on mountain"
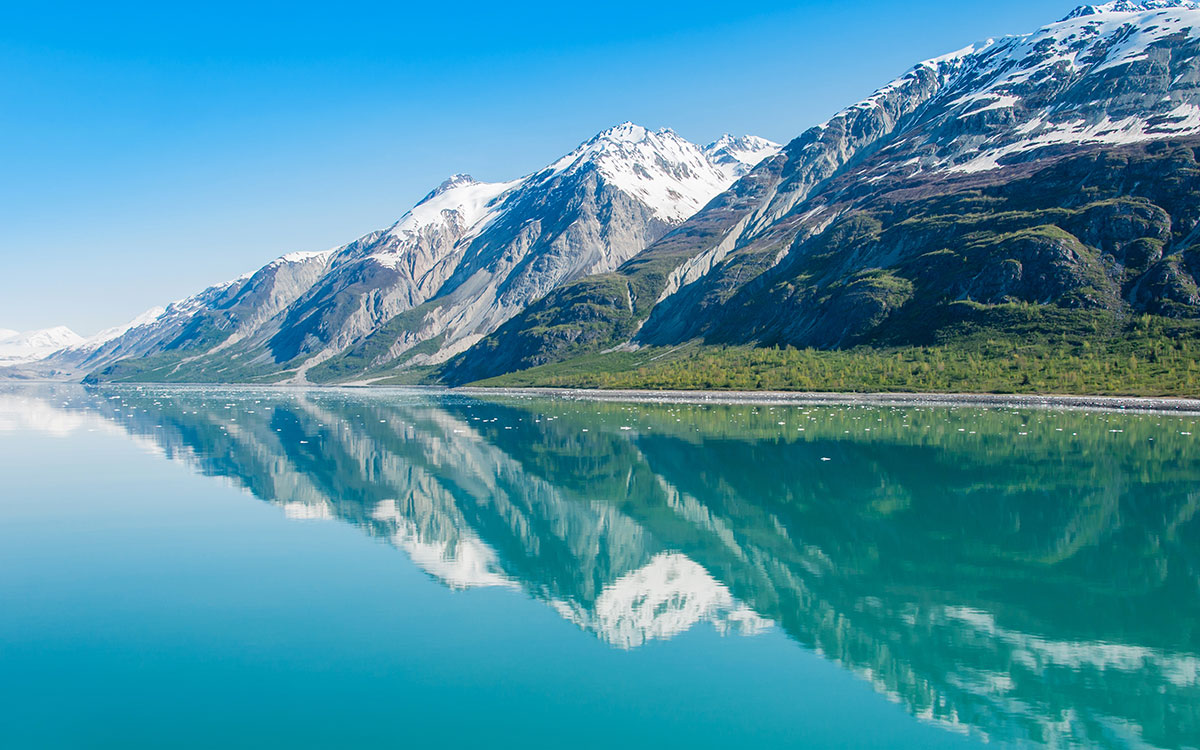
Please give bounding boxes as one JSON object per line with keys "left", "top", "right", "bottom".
{"left": 544, "top": 122, "right": 778, "bottom": 222}
{"left": 781, "top": 2, "right": 1200, "bottom": 183}
{"left": 785, "top": 1, "right": 1200, "bottom": 182}
{"left": 703, "top": 134, "right": 782, "bottom": 180}
{"left": 957, "top": 103, "right": 1200, "bottom": 172}
{"left": 1064, "top": 1, "right": 1200, "bottom": 21}
{"left": 388, "top": 176, "right": 521, "bottom": 242}
{"left": 937, "top": 4, "right": 1200, "bottom": 173}
{"left": 364, "top": 176, "right": 523, "bottom": 271}
{"left": 274, "top": 248, "right": 337, "bottom": 266}
{"left": 841, "top": 39, "right": 1001, "bottom": 122}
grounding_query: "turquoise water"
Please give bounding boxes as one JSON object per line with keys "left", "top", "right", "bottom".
{"left": 1, "top": 385, "right": 1197, "bottom": 749}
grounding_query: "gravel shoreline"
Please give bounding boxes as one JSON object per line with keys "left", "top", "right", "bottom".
{"left": 454, "top": 386, "right": 1200, "bottom": 414}
{"left": 18, "top": 380, "right": 1199, "bottom": 414}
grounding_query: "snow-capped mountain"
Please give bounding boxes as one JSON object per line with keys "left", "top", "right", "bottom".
{"left": 538, "top": 123, "right": 775, "bottom": 222}
{"left": 731, "top": 0, "right": 1200, "bottom": 223}
{"left": 0, "top": 326, "right": 84, "bottom": 365}
{"left": 68, "top": 123, "right": 776, "bottom": 383}
{"left": 903, "top": 2, "right": 1200, "bottom": 175}
{"left": 450, "top": 0, "right": 1200, "bottom": 381}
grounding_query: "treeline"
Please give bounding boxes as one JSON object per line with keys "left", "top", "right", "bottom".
{"left": 477, "top": 316, "right": 1200, "bottom": 396}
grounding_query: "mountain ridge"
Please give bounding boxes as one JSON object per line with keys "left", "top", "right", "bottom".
{"left": 51, "top": 124, "right": 776, "bottom": 384}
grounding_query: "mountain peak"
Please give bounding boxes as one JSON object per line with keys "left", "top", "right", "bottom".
{"left": 386, "top": 172, "right": 513, "bottom": 244}
{"left": 591, "top": 121, "right": 653, "bottom": 143}
{"left": 387, "top": 174, "right": 517, "bottom": 244}
{"left": 703, "top": 134, "right": 781, "bottom": 178}
{"left": 1062, "top": 0, "right": 1199, "bottom": 20}
{"left": 40, "top": 325, "right": 79, "bottom": 339}
{"left": 706, "top": 134, "right": 740, "bottom": 149}
{"left": 417, "top": 173, "right": 481, "bottom": 205}
{"left": 541, "top": 123, "right": 776, "bottom": 222}
{"left": 546, "top": 123, "right": 688, "bottom": 177}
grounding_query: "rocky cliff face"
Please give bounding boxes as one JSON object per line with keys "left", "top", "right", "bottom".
{"left": 448, "top": 1, "right": 1200, "bottom": 383}
{"left": 70, "top": 125, "right": 776, "bottom": 383}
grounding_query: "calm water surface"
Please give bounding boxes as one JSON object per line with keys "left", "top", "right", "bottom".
{"left": 1, "top": 384, "right": 1197, "bottom": 749}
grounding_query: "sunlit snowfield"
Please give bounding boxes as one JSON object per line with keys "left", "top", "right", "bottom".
{"left": 2, "top": 384, "right": 1198, "bottom": 749}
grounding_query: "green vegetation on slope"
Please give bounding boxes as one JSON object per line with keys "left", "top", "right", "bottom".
{"left": 83, "top": 350, "right": 299, "bottom": 385}
{"left": 472, "top": 306, "right": 1200, "bottom": 396}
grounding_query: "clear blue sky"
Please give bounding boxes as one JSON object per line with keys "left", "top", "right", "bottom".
{"left": 2, "top": 0, "right": 1084, "bottom": 335}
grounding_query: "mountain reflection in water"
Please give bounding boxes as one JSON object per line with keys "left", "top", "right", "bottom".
{"left": 9, "top": 385, "right": 1199, "bottom": 749}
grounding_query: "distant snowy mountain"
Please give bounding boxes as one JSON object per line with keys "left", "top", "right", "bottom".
{"left": 0, "top": 326, "right": 84, "bottom": 365}
{"left": 67, "top": 123, "right": 777, "bottom": 383}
